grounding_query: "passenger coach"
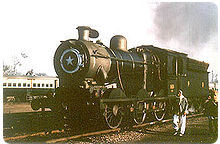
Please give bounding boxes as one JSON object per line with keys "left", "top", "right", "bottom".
{"left": 3, "top": 75, "right": 59, "bottom": 102}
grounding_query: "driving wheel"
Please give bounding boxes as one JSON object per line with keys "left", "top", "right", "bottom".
{"left": 104, "top": 103, "right": 124, "bottom": 129}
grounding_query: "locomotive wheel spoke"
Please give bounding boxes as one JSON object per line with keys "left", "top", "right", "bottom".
{"left": 154, "top": 101, "right": 166, "bottom": 121}
{"left": 104, "top": 104, "right": 123, "bottom": 129}
{"left": 107, "top": 114, "right": 113, "bottom": 122}
{"left": 133, "top": 102, "right": 147, "bottom": 125}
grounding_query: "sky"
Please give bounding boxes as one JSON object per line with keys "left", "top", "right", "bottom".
{"left": 1, "top": 1, "right": 218, "bottom": 78}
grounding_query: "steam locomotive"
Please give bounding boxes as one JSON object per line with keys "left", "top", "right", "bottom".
{"left": 53, "top": 26, "right": 209, "bottom": 129}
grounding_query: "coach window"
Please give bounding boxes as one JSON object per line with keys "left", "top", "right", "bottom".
{"left": 8, "top": 83, "right": 12, "bottom": 87}
{"left": 23, "top": 83, "right": 26, "bottom": 87}
{"left": 46, "top": 84, "right": 49, "bottom": 87}
{"left": 18, "top": 83, "right": 21, "bottom": 87}
{"left": 33, "top": 83, "right": 36, "bottom": 87}
{"left": 27, "top": 84, "right": 30, "bottom": 87}
{"left": 13, "top": 83, "right": 16, "bottom": 87}
{"left": 3, "top": 83, "right": 7, "bottom": 87}
{"left": 42, "top": 83, "right": 45, "bottom": 87}
{"left": 50, "top": 84, "right": 53, "bottom": 87}
{"left": 37, "top": 83, "right": 41, "bottom": 87}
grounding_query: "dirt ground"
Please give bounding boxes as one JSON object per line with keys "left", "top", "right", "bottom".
{"left": 3, "top": 102, "right": 50, "bottom": 113}
{"left": 138, "top": 116, "right": 218, "bottom": 143}
{"left": 3, "top": 103, "right": 218, "bottom": 143}
{"left": 80, "top": 116, "right": 218, "bottom": 144}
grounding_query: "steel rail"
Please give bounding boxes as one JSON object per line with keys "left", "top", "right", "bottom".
{"left": 4, "top": 129, "right": 64, "bottom": 141}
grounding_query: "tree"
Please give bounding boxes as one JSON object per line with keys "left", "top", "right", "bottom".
{"left": 3, "top": 52, "right": 28, "bottom": 76}
{"left": 214, "top": 74, "right": 218, "bottom": 83}
{"left": 26, "top": 69, "right": 34, "bottom": 76}
{"left": 35, "top": 73, "right": 47, "bottom": 76}
{"left": 3, "top": 64, "right": 13, "bottom": 75}
{"left": 12, "top": 56, "right": 22, "bottom": 75}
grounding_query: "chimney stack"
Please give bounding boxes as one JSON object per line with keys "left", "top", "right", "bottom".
{"left": 76, "top": 26, "right": 99, "bottom": 41}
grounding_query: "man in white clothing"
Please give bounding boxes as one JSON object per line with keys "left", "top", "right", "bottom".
{"left": 173, "top": 90, "right": 189, "bottom": 137}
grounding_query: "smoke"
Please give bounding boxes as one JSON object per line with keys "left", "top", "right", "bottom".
{"left": 153, "top": 2, "right": 218, "bottom": 71}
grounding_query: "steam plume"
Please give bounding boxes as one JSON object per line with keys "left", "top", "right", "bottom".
{"left": 153, "top": 2, "right": 218, "bottom": 61}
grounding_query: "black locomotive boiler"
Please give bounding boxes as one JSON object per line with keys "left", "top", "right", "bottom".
{"left": 53, "top": 26, "right": 209, "bottom": 129}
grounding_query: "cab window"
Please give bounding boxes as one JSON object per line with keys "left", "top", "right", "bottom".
{"left": 172, "top": 57, "right": 177, "bottom": 75}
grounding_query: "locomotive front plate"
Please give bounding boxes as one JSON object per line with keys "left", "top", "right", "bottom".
{"left": 60, "top": 48, "right": 83, "bottom": 74}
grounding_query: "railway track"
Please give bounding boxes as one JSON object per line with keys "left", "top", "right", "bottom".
{"left": 4, "top": 113, "right": 203, "bottom": 143}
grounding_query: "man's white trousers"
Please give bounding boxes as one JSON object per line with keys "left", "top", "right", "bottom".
{"left": 173, "top": 114, "right": 186, "bottom": 134}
